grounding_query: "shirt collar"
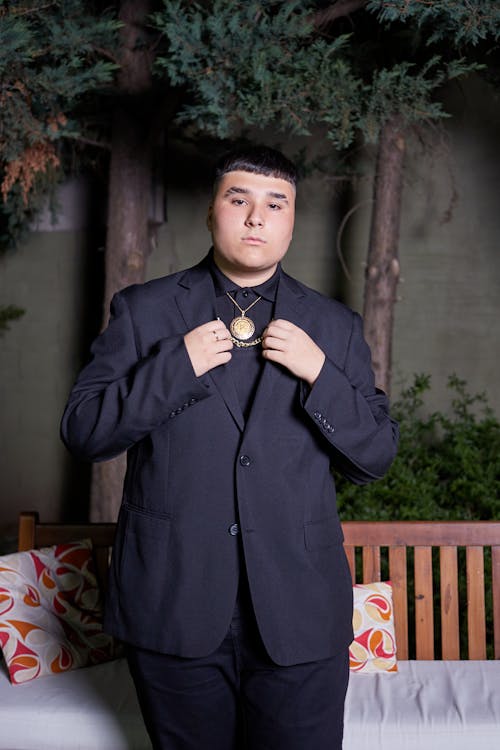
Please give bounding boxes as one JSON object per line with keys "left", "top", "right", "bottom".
{"left": 208, "top": 249, "right": 281, "bottom": 302}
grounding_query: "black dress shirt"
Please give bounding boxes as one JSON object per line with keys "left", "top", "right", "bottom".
{"left": 209, "top": 255, "right": 280, "bottom": 421}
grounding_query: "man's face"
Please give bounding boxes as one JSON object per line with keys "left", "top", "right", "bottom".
{"left": 207, "top": 170, "right": 295, "bottom": 283}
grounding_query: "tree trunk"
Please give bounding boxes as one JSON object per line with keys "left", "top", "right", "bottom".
{"left": 362, "top": 116, "right": 405, "bottom": 396}
{"left": 90, "top": 0, "right": 154, "bottom": 522}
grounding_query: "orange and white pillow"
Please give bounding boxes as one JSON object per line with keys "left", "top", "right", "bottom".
{"left": 349, "top": 581, "right": 397, "bottom": 673}
{"left": 0, "top": 540, "right": 117, "bottom": 684}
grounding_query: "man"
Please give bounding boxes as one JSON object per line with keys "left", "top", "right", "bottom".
{"left": 61, "top": 145, "right": 398, "bottom": 749}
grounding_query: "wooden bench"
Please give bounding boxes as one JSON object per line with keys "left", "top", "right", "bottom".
{"left": 342, "top": 520, "right": 500, "bottom": 661}
{"left": 18, "top": 513, "right": 500, "bottom": 661}
{"left": 3, "top": 513, "right": 500, "bottom": 750}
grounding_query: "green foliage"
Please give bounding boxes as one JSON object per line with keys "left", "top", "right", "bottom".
{"left": 367, "top": 0, "right": 500, "bottom": 46}
{"left": 154, "top": 0, "right": 360, "bottom": 148}
{"left": 0, "top": 0, "right": 120, "bottom": 249}
{"left": 2, "top": 0, "right": 498, "bottom": 251}
{"left": 336, "top": 374, "right": 500, "bottom": 521}
{"left": 356, "top": 58, "right": 454, "bottom": 142}
{"left": 0, "top": 303, "right": 24, "bottom": 335}
{"left": 153, "top": 0, "right": 484, "bottom": 149}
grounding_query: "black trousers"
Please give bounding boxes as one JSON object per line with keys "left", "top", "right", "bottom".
{"left": 126, "top": 587, "right": 349, "bottom": 750}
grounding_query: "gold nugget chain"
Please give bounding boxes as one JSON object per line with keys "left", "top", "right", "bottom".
{"left": 230, "top": 335, "right": 262, "bottom": 348}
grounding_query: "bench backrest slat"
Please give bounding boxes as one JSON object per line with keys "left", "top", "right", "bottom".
{"left": 414, "top": 546, "right": 435, "bottom": 659}
{"left": 345, "top": 546, "right": 355, "bottom": 583}
{"left": 362, "top": 546, "right": 381, "bottom": 583}
{"left": 389, "top": 545, "right": 408, "bottom": 659}
{"left": 493, "top": 546, "right": 500, "bottom": 659}
{"left": 466, "top": 546, "right": 486, "bottom": 659}
{"left": 439, "top": 546, "right": 460, "bottom": 660}
{"left": 342, "top": 521, "right": 500, "bottom": 547}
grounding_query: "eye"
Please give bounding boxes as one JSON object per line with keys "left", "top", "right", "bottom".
{"left": 231, "top": 198, "right": 247, "bottom": 206}
{"left": 268, "top": 203, "right": 281, "bottom": 210}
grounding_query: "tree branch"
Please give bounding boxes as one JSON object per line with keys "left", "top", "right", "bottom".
{"left": 336, "top": 198, "right": 373, "bottom": 280}
{"left": 314, "top": 0, "right": 368, "bottom": 29}
{"left": 92, "top": 45, "right": 121, "bottom": 66}
{"left": 5, "top": 2, "right": 57, "bottom": 18}
{"left": 63, "top": 133, "right": 111, "bottom": 150}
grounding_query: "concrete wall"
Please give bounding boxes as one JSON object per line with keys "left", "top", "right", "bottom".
{"left": 1, "top": 76, "right": 499, "bottom": 540}
{"left": 0, "top": 231, "right": 92, "bottom": 547}
{"left": 343, "top": 76, "right": 500, "bottom": 413}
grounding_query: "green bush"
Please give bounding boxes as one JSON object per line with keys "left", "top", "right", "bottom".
{"left": 335, "top": 374, "right": 500, "bottom": 521}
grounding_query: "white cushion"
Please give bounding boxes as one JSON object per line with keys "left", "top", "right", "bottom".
{"left": 0, "top": 657, "right": 151, "bottom": 749}
{"left": 1, "top": 655, "right": 498, "bottom": 749}
{"left": 344, "top": 660, "right": 500, "bottom": 750}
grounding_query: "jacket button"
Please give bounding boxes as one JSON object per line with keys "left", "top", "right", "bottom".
{"left": 239, "top": 455, "right": 251, "bottom": 467}
{"left": 314, "top": 411, "right": 322, "bottom": 420}
{"left": 228, "top": 523, "right": 240, "bottom": 536}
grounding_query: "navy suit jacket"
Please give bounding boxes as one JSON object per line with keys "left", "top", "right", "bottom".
{"left": 61, "top": 254, "right": 399, "bottom": 666}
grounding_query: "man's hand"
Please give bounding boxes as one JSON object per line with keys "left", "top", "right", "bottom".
{"left": 262, "top": 319, "right": 325, "bottom": 386}
{"left": 184, "top": 320, "right": 233, "bottom": 377}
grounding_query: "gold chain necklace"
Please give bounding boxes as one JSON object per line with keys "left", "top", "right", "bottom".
{"left": 231, "top": 334, "right": 263, "bottom": 348}
{"left": 226, "top": 291, "right": 262, "bottom": 342}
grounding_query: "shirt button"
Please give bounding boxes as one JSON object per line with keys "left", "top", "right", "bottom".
{"left": 228, "top": 523, "right": 240, "bottom": 536}
{"left": 239, "top": 455, "right": 251, "bottom": 467}
{"left": 242, "top": 289, "right": 249, "bottom": 298}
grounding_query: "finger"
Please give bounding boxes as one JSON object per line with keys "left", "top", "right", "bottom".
{"left": 200, "top": 319, "right": 228, "bottom": 334}
{"left": 268, "top": 319, "right": 294, "bottom": 332}
{"left": 211, "top": 328, "right": 232, "bottom": 344}
{"left": 263, "top": 324, "right": 285, "bottom": 340}
{"left": 264, "top": 321, "right": 294, "bottom": 339}
{"left": 214, "top": 338, "right": 233, "bottom": 352}
{"left": 215, "top": 351, "right": 232, "bottom": 366}
{"left": 263, "top": 329, "right": 289, "bottom": 343}
{"left": 262, "top": 335, "right": 287, "bottom": 351}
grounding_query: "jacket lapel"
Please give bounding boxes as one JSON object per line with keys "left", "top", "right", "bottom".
{"left": 175, "top": 258, "right": 245, "bottom": 432}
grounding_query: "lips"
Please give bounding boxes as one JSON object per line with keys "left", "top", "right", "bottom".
{"left": 242, "top": 236, "right": 266, "bottom": 244}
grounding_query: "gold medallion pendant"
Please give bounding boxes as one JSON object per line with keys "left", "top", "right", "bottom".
{"left": 230, "top": 315, "right": 255, "bottom": 341}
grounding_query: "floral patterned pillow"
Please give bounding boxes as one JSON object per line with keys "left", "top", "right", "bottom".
{"left": 349, "top": 581, "right": 397, "bottom": 674}
{"left": 0, "top": 539, "right": 117, "bottom": 684}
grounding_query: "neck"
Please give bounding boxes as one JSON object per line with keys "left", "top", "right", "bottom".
{"left": 213, "top": 259, "right": 277, "bottom": 288}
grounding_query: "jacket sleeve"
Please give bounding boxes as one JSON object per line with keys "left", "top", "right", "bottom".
{"left": 301, "top": 311, "right": 399, "bottom": 484}
{"left": 60, "top": 290, "right": 210, "bottom": 462}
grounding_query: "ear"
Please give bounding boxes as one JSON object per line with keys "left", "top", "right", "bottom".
{"left": 206, "top": 204, "right": 213, "bottom": 232}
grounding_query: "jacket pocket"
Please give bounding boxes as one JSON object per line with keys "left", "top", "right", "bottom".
{"left": 117, "top": 503, "right": 172, "bottom": 586}
{"left": 122, "top": 501, "right": 172, "bottom": 533}
{"left": 304, "top": 515, "right": 344, "bottom": 550}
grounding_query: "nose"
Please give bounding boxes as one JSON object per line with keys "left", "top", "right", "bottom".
{"left": 245, "top": 205, "right": 264, "bottom": 227}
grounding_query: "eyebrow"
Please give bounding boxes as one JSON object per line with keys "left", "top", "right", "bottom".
{"left": 223, "top": 186, "right": 289, "bottom": 203}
